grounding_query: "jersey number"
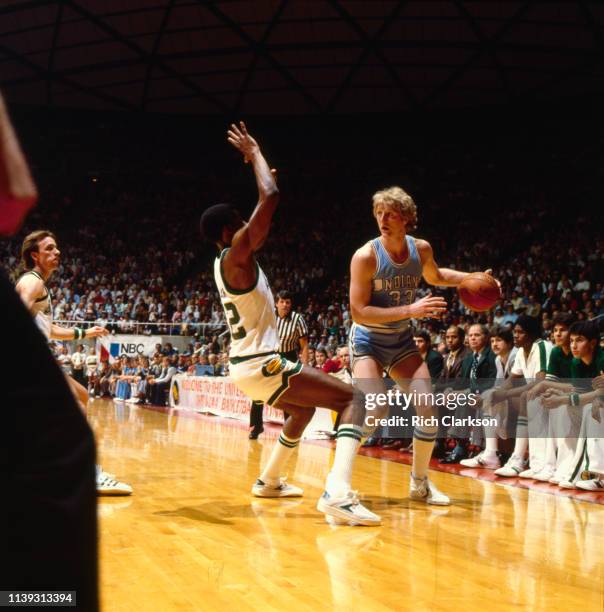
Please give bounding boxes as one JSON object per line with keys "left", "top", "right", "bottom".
{"left": 224, "top": 303, "right": 247, "bottom": 340}
{"left": 389, "top": 290, "right": 414, "bottom": 306}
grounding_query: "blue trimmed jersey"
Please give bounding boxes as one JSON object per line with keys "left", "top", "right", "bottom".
{"left": 359, "top": 235, "right": 423, "bottom": 334}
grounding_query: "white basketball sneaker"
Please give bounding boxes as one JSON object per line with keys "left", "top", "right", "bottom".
{"left": 96, "top": 468, "right": 133, "bottom": 496}
{"left": 533, "top": 466, "right": 556, "bottom": 482}
{"left": 317, "top": 490, "right": 381, "bottom": 526}
{"left": 558, "top": 479, "right": 576, "bottom": 489}
{"left": 518, "top": 468, "right": 539, "bottom": 479}
{"left": 251, "top": 478, "right": 303, "bottom": 498}
{"left": 460, "top": 451, "right": 501, "bottom": 469}
{"left": 494, "top": 455, "right": 527, "bottom": 477}
{"left": 409, "top": 475, "right": 450, "bottom": 506}
{"left": 575, "top": 478, "right": 604, "bottom": 492}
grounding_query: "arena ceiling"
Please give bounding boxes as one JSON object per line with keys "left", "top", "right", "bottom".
{"left": 1, "top": 0, "right": 603, "bottom": 114}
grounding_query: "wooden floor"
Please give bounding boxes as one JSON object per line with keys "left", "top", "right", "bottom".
{"left": 89, "top": 400, "right": 604, "bottom": 612}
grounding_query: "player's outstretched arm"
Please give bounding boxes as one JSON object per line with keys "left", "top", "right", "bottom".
{"left": 50, "top": 324, "right": 108, "bottom": 341}
{"left": 416, "top": 239, "right": 468, "bottom": 287}
{"left": 417, "top": 238, "right": 500, "bottom": 288}
{"left": 349, "top": 247, "right": 447, "bottom": 325}
{"left": 227, "top": 121, "right": 279, "bottom": 259}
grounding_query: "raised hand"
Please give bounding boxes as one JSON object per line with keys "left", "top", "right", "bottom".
{"left": 407, "top": 293, "right": 447, "bottom": 319}
{"left": 227, "top": 121, "right": 259, "bottom": 163}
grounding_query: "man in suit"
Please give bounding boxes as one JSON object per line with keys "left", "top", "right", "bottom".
{"left": 440, "top": 324, "right": 497, "bottom": 464}
{"left": 434, "top": 325, "right": 470, "bottom": 457}
{"left": 438, "top": 325, "right": 470, "bottom": 385}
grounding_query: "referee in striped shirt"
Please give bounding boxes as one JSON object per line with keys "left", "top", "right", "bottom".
{"left": 249, "top": 290, "right": 309, "bottom": 438}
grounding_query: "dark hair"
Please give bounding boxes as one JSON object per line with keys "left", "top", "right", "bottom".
{"left": 569, "top": 320, "right": 599, "bottom": 341}
{"left": 316, "top": 348, "right": 327, "bottom": 357}
{"left": 515, "top": 314, "right": 541, "bottom": 339}
{"left": 447, "top": 325, "right": 465, "bottom": 342}
{"left": 490, "top": 325, "right": 513, "bottom": 345}
{"left": 449, "top": 325, "right": 466, "bottom": 343}
{"left": 199, "top": 204, "right": 240, "bottom": 244}
{"left": 414, "top": 329, "right": 431, "bottom": 344}
{"left": 21, "top": 229, "right": 57, "bottom": 270}
{"left": 552, "top": 312, "right": 576, "bottom": 328}
{"left": 277, "top": 290, "right": 293, "bottom": 301}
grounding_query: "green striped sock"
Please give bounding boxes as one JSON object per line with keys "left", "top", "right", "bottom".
{"left": 326, "top": 424, "right": 363, "bottom": 496}
{"left": 259, "top": 432, "right": 301, "bottom": 486}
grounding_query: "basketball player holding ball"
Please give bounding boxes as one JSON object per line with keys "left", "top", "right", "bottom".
{"left": 349, "top": 186, "right": 500, "bottom": 505}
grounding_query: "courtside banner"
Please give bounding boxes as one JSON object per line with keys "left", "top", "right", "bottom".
{"left": 169, "top": 374, "right": 284, "bottom": 423}
{"left": 97, "top": 334, "right": 162, "bottom": 363}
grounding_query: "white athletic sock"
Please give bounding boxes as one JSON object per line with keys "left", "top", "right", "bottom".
{"left": 325, "top": 424, "right": 363, "bottom": 497}
{"left": 512, "top": 416, "right": 528, "bottom": 459}
{"left": 412, "top": 425, "right": 438, "bottom": 480}
{"left": 484, "top": 422, "right": 498, "bottom": 456}
{"left": 259, "top": 432, "right": 301, "bottom": 486}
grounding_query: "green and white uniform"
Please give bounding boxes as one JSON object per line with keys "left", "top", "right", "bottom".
{"left": 512, "top": 339, "right": 553, "bottom": 473}
{"left": 214, "top": 249, "right": 302, "bottom": 405}
{"left": 546, "top": 346, "right": 578, "bottom": 481}
{"left": 566, "top": 347, "right": 604, "bottom": 483}
{"left": 19, "top": 270, "right": 52, "bottom": 340}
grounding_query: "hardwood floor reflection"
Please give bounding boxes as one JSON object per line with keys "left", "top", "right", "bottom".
{"left": 88, "top": 400, "right": 604, "bottom": 611}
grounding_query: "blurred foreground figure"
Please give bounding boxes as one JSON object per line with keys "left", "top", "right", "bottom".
{"left": 0, "top": 92, "right": 98, "bottom": 611}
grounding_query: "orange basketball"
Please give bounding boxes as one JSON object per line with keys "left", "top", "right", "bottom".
{"left": 458, "top": 272, "right": 501, "bottom": 312}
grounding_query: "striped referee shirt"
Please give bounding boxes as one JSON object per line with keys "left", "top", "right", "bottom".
{"left": 276, "top": 311, "right": 308, "bottom": 353}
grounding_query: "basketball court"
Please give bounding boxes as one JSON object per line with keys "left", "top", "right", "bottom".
{"left": 93, "top": 400, "right": 604, "bottom": 611}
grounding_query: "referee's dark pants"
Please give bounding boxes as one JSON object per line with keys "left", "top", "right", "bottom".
{"left": 249, "top": 350, "right": 298, "bottom": 434}
{"left": 0, "top": 272, "right": 98, "bottom": 610}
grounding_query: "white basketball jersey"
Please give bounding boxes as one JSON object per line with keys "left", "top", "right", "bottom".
{"left": 19, "top": 270, "right": 52, "bottom": 340}
{"left": 214, "top": 249, "right": 279, "bottom": 359}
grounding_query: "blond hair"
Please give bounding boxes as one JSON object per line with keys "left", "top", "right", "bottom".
{"left": 21, "top": 229, "right": 57, "bottom": 270}
{"left": 372, "top": 186, "right": 418, "bottom": 231}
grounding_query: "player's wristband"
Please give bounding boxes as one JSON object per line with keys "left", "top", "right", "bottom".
{"left": 569, "top": 392, "right": 580, "bottom": 407}
{"left": 73, "top": 327, "right": 86, "bottom": 340}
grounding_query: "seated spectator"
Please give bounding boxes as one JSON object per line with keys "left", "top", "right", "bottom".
{"left": 413, "top": 330, "right": 444, "bottom": 380}
{"left": 441, "top": 324, "right": 497, "bottom": 464}
{"left": 146, "top": 356, "right": 177, "bottom": 406}
{"left": 194, "top": 354, "right": 215, "bottom": 376}
{"left": 107, "top": 360, "right": 123, "bottom": 397}
{"left": 502, "top": 304, "right": 518, "bottom": 327}
{"left": 315, "top": 348, "right": 328, "bottom": 370}
{"left": 114, "top": 356, "right": 136, "bottom": 402}
{"left": 127, "top": 356, "right": 149, "bottom": 404}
